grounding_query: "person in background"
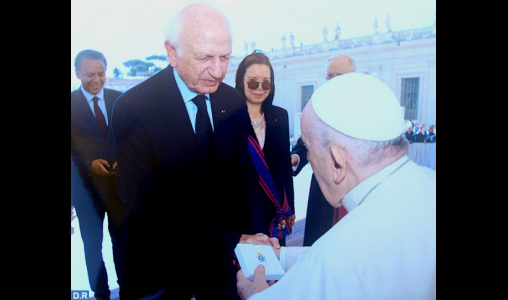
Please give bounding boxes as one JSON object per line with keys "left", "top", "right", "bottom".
{"left": 405, "top": 122, "right": 415, "bottom": 144}
{"left": 426, "top": 125, "right": 436, "bottom": 143}
{"left": 235, "top": 51, "right": 296, "bottom": 246}
{"left": 71, "top": 50, "right": 125, "bottom": 300}
{"left": 291, "top": 54, "right": 356, "bottom": 246}
{"left": 412, "top": 121, "right": 420, "bottom": 133}
{"left": 414, "top": 123, "right": 428, "bottom": 143}
{"left": 112, "top": 4, "right": 275, "bottom": 300}
{"left": 237, "top": 73, "right": 436, "bottom": 300}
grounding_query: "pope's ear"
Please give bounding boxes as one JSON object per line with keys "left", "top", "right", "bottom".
{"left": 164, "top": 40, "right": 178, "bottom": 68}
{"left": 330, "top": 144, "right": 346, "bottom": 185}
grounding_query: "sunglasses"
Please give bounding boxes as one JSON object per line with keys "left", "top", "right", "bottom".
{"left": 245, "top": 80, "right": 271, "bottom": 91}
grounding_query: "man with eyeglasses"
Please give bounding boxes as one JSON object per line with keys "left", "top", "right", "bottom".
{"left": 291, "top": 54, "right": 357, "bottom": 247}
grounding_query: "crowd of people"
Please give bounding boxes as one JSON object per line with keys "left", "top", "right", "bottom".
{"left": 405, "top": 121, "right": 436, "bottom": 144}
{"left": 71, "top": 3, "right": 436, "bottom": 300}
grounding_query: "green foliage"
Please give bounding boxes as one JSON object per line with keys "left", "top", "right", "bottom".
{"left": 146, "top": 55, "right": 168, "bottom": 62}
{"left": 123, "top": 59, "right": 155, "bottom": 68}
{"left": 113, "top": 68, "right": 123, "bottom": 78}
{"left": 122, "top": 56, "right": 165, "bottom": 77}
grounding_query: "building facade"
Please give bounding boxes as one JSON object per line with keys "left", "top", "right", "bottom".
{"left": 223, "top": 25, "right": 436, "bottom": 138}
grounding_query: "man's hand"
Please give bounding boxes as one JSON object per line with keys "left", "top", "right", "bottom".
{"left": 288, "top": 214, "right": 296, "bottom": 228}
{"left": 291, "top": 155, "right": 299, "bottom": 168}
{"left": 240, "top": 233, "right": 281, "bottom": 249}
{"left": 237, "top": 265, "right": 270, "bottom": 300}
{"left": 90, "top": 160, "right": 119, "bottom": 177}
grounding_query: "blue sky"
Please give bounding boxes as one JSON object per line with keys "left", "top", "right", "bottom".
{"left": 71, "top": 0, "right": 436, "bottom": 86}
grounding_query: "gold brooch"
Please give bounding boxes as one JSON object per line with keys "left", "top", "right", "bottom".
{"left": 278, "top": 219, "right": 286, "bottom": 231}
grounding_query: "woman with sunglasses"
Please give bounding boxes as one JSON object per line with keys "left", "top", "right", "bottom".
{"left": 235, "top": 51, "right": 296, "bottom": 246}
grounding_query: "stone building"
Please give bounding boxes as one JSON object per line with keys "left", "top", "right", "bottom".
{"left": 223, "top": 23, "right": 436, "bottom": 138}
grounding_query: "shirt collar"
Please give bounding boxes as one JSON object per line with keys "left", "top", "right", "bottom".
{"left": 342, "top": 155, "right": 410, "bottom": 213}
{"left": 81, "top": 86, "right": 105, "bottom": 103}
{"left": 173, "top": 68, "right": 209, "bottom": 103}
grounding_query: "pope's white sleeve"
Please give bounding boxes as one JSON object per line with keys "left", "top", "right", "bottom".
{"left": 281, "top": 247, "right": 310, "bottom": 271}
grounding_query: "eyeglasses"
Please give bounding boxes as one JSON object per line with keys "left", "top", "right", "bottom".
{"left": 245, "top": 80, "right": 271, "bottom": 91}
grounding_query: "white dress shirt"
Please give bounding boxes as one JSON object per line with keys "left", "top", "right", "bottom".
{"left": 173, "top": 68, "right": 215, "bottom": 133}
{"left": 81, "top": 86, "right": 108, "bottom": 125}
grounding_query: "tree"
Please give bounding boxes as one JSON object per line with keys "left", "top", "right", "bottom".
{"left": 123, "top": 59, "right": 155, "bottom": 69}
{"left": 113, "top": 67, "right": 123, "bottom": 78}
{"left": 146, "top": 55, "right": 168, "bottom": 62}
{"left": 123, "top": 59, "right": 155, "bottom": 77}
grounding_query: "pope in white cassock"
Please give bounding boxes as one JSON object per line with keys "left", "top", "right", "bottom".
{"left": 237, "top": 73, "right": 436, "bottom": 299}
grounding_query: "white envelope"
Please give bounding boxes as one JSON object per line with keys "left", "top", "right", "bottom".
{"left": 235, "top": 244, "right": 286, "bottom": 281}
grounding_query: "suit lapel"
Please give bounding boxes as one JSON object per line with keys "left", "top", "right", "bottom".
{"left": 263, "top": 108, "right": 277, "bottom": 155}
{"left": 72, "top": 89, "right": 103, "bottom": 138}
{"left": 157, "top": 68, "right": 202, "bottom": 160}
{"left": 104, "top": 89, "right": 115, "bottom": 122}
{"left": 210, "top": 91, "right": 228, "bottom": 131}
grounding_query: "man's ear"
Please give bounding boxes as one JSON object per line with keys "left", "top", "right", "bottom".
{"left": 330, "top": 144, "right": 346, "bottom": 185}
{"left": 75, "top": 70, "right": 82, "bottom": 80}
{"left": 164, "top": 40, "right": 178, "bottom": 68}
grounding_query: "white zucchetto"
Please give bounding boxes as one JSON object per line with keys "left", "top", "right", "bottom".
{"left": 312, "top": 73, "right": 405, "bottom": 141}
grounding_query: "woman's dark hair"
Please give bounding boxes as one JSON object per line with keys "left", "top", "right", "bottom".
{"left": 235, "top": 51, "right": 275, "bottom": 109}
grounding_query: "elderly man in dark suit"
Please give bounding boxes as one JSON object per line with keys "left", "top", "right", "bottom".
{"left": 291, "top": 54, "right": 356, "bottom": 247}
{"left": 112, "top": 3, "right": 275, "bottom": 300}
{"left": 71, "top": 49, "right": 125, "bottom": 300}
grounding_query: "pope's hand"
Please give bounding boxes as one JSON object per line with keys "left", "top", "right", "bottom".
{"left": 237, "top": 265, "right": 271, "bottom": 300}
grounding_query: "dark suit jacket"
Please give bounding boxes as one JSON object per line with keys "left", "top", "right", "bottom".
{"left": 291, "top": 138, "right": 336, "bottom": 246}
{"left": 426, "top": 132, "right": 436, "bottom": 143}
{"left": 414, "top": 131, "right": 428, "bottom": 143}
{"left": 248, "top": 106, "right": 295, "bottom": 238}
{"left": 112, "top": 67, "right": 262, "bottom": 300}
{"left": 71, "top": 87, "right": 123, "bottom": 204}
{"left": 405, "top": 131, "right": 415, "bottom": 144}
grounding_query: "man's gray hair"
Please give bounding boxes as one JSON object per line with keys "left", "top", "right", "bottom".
{"left": 309, "top": 109, "right": 408, "bottom": 167}
{"left": 163, "top": 3, "right": 232, "bottom": 56}
{"left": 325, "top": 54, "right": 357, "bottom": 72}
{"left": 163, "top": 8, "right": 184, "bottom": 55}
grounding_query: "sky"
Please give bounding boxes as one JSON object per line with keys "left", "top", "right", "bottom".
{"left": 71, "top": 0, "right": 436, "bottom": 87}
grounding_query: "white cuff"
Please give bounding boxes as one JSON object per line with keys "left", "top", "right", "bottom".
{"left": 292, "top": 155, "right": 301, "bottom": 172}
{"left": 280, "top": 247, "right": 288, "bottom": 272}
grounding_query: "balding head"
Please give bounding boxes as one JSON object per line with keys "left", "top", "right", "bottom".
{"left": 326, "top": 54, "right": 356, "bottom": 81}
{"left": 165, "top": 3, "right": 231, "bottom": 55}
{"left": 164, "top": 3, "right": 233, "bottom": 95}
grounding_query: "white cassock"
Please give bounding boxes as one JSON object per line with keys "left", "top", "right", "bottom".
{"left": 249, "top": 156, "right": 436, "bottom": 300}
